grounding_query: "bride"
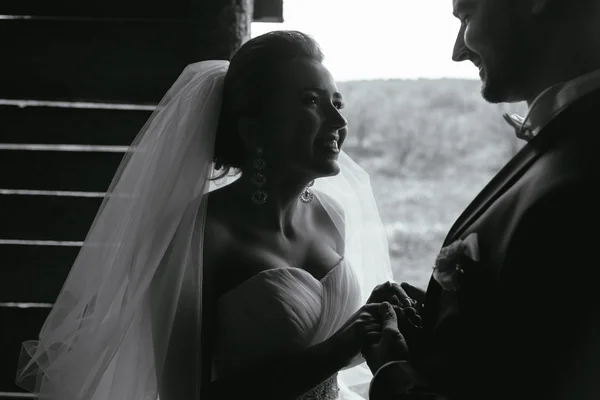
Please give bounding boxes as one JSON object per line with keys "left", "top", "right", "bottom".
{"left": 16, "top": 31, "right": 401, "bottom": 400}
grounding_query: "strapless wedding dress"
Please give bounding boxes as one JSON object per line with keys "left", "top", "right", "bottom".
{"left": 213, "top": 258, "right": 369, "bottom": 399}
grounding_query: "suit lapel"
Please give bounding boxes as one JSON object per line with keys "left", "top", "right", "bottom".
{"left": 422, "top": 87, "right": 600, "bottom": 332}
{"left": 423, "top": 121, "right": 560, "bottom": 327}
{"left": 444, "top": 141, "right": 542, "bottom": 245}
{"left": 445, "top": 87, "right": 600, "bottom": 244}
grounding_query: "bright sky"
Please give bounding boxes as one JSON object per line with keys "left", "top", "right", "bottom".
{"left": 251, "top": 0, "right": 479, "bottom": 81}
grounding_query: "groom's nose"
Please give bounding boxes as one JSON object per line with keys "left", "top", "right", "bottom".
{"left": 452, "top": 24, "right": 469, "bottom": 62}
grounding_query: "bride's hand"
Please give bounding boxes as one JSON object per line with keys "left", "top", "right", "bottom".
{"left": 368, "top": 281, "right": 413, "bottom": 308}
{"left": 390, "top": 304, "right": 422, "bottom": 351}
{"left": 325, "top": 303, "right": 384, "bottom": 365}
{"left": 368, "top": 281, "right": 423, "bottom": 329}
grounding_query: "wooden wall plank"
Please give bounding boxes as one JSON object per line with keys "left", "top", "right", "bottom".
{"left": 0, "top": 245, "right": 79, "bottom": 303}
{"left": 253, "top": 0, "right": 284, "bottom": 22}
{"left": 0, "top": 150, "right": 124, "bottom": 192}
{"left": 0, "top": 0, "right": 258, "bottom": 393}
{"left": 0, "top": 0, "right": 283, "bottom": 22}
{"left": 0, "top": 307, "right": 49, "bottom": 393}
{"left": 0, "top": 195, "right": 102, "bottom": 241}
{"left": 0, "top": 0, "right": 216, "bottom": 19}
{"left": 0, "top": 19, "right": 228, "bottom": 103}
{"left": 0, "top": 105, "right": 150, "bottom": 146}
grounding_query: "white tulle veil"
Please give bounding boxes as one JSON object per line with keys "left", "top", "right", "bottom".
{"left": 15, "top": 60, "right": 393, "bottom": 400}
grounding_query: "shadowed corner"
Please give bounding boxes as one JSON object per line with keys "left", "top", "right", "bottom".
{"left": 558, "top": 318, "right": 600, "bottom": 400}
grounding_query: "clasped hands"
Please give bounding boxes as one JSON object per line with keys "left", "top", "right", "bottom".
{"left": 327, "top": 281, "right": 425, "bottom": 376}
{"left": 361, "top": 281, "right": 425, "bottom": 373}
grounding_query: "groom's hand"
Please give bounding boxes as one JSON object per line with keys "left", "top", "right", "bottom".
{"left": 400, "top": 282, "right": 426, "bottom": 314}
{"left": 362, "top": 302, "right": 409, "bottom": 374}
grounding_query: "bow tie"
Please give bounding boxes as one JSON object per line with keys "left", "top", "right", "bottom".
{"left": 502, "top": 113, "right": 535, "bottom": 141}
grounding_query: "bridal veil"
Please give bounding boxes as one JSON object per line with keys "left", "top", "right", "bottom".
{"left": 16, "top": 60, "right": 393, "bottom": 400}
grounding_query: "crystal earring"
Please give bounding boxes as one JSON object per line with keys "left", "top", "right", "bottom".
{"left": 250, "top": 147, "right": 268, "bottom": 205}
{"left": 300, "top": 180, "right": 315, "bottom": 203}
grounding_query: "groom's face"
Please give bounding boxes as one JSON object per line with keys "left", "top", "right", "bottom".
{"left": 451, "top": 0, "right": 533, "bottom": 103}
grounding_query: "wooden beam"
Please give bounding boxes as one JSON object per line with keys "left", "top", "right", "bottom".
{"left": 0, "top": 195, "right": 102, "bottom": 241}
{"left": 0, "top": 0, "right": 283, "bottom": 22}
{"left": 0, "top": 150, "right": 125, "bottom": 192}
{"left": 0, "top": 105, "right": 150, "bottom": 146}
{"left": 0, "top": 307, "right": 49, "bottom": 393}
{"left": 253, "top": 0, "right": 283, "bottom": 22}
{"left": 0, "top": 19, "right": 227, "bottom": 103}
{"left": 0, "top": 245, "right": 78, "bottom": 303}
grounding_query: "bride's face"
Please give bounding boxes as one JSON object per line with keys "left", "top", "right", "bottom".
{"left": 258, "top": 59, "right": 348, "bottom": 179}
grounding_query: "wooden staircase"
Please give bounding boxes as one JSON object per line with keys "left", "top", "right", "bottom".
{"left": 0, "top": 1, "right": 282, "bottom": 398}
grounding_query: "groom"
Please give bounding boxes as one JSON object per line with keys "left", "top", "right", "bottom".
{"left": 363, "top": 0, "right": 600, "bottom": 399}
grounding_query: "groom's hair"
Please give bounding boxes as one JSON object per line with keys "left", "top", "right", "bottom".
{"left": 213, "top": 30, "right": 324, "bottom": 178}
{"left": 541, "top": 0, "right": 599, "bottom": 19}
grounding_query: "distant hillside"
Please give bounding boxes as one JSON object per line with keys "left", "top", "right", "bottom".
{"left": 337, "top": 78, "right": 527, "bottom": 178}
{"left": 334, "top": 79, "right": 529, "bottom": 286}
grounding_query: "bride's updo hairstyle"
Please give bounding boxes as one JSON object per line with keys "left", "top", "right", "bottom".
{"left": 213, "top": 30, "right": 324, "bottom": 178}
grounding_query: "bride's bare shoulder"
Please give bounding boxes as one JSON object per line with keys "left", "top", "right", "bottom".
{"left": 202, "top": 188, "right": 250, "bottom": 269}
{"left": 203, "top": 188, "right": 263, "bottom": 298}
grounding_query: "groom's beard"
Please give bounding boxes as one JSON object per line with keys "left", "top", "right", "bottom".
{"left": 480, "top": 19, "right": 534, "bottom": 103}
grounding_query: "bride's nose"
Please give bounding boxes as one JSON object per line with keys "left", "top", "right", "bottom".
{"left": 328, "top": 107, "right": 348, "bottom": 130}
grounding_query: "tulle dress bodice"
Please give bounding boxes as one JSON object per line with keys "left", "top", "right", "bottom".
{"left": 213, "top": 258, "right": 363, "bottom": 399}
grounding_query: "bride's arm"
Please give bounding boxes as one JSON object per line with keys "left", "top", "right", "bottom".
{"left": 203, "top": 335, "right": 354, "bottom": 400}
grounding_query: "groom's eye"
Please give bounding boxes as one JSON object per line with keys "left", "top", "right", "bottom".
{"left": 302, "top": 95, "right": 319, "bottom": 106}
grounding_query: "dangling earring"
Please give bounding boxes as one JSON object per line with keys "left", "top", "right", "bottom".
{"left": 250, "top": 147, "right": 268, "bottom": 205}
{"left": 300, "top": 180, "right": 314, "bottom": 203}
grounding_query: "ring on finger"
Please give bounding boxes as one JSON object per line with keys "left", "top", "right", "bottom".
{"left": 405, "top": 297, "right": 417, "bottom": 306}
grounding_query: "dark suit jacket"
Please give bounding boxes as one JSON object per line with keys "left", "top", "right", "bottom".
{"left": 372, "top": 89, "right": 600, "bottom": 400}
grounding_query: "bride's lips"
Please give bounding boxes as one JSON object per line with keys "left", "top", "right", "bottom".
{"left": 314, "top": 137, "right": 340, "bottom": 157}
